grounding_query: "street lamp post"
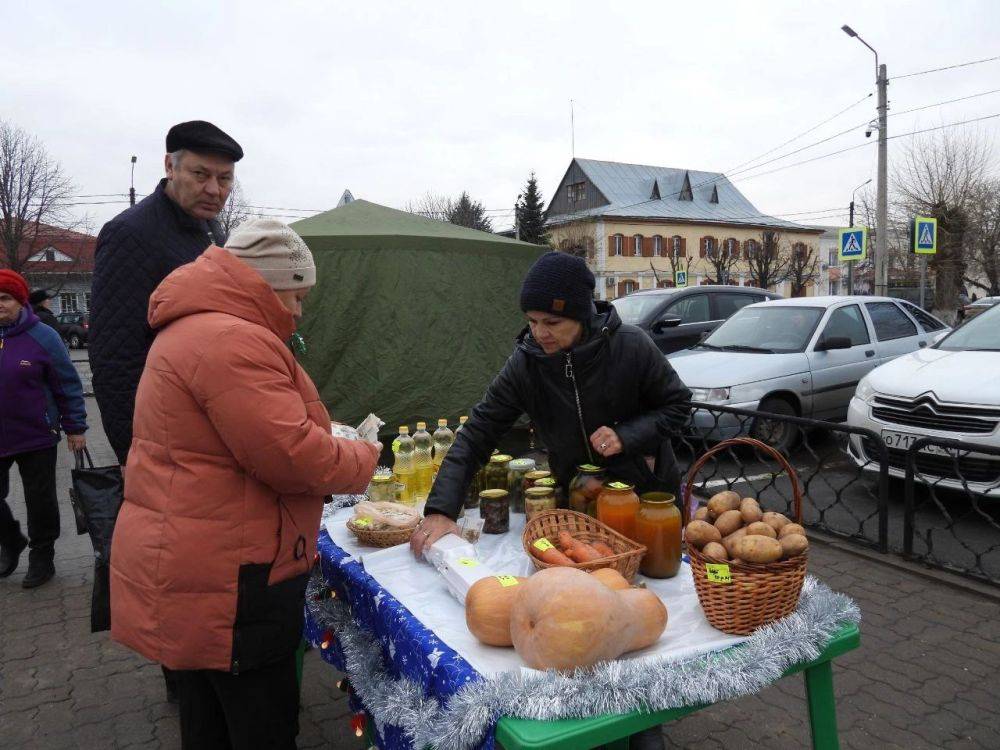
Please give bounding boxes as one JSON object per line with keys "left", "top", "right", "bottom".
{"left": 848, "top": 178, "right": 873, "bottom": 294}
{"left": 842, "top": 25, "right": 889, "bottom": 298}
{"left": 129, "top": 155, "right": 137, "bottom": 207}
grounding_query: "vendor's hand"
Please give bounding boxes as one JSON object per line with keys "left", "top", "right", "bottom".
{"left": 67, "top": 434, "right": 87, "bottom": 453}
{"left": 590, "top": 426, "right": 622, "bottom": 458}
{"left": 410, "top": 514, "right": 459, "bottom": 558}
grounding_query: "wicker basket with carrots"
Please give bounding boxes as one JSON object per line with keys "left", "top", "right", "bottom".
{"left": 522, "top": 509, "right": 647, "bottom": 582}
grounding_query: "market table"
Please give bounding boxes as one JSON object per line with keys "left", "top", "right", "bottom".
{"left": 305, "top": 509, "right": 860, "bottom": 750}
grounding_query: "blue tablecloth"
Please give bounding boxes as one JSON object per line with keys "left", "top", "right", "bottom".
{"left": 304, "top": 530, "right": 493, "bottom": 750}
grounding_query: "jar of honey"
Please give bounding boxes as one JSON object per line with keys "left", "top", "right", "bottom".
{"left": 634, "top": 492, "right": 682, "bottom": 578}
{"left": 524, "top": 486, "right": 556, "bottom": 520}
{"left": 568, "top": 465, "right": 606, "bottom": 517}
{"left": 596, "top": 481, "right": 640, "bottom": 539}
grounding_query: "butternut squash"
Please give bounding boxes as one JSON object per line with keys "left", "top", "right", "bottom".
{"left": 509, "top": 567, "right": 667, "bottom": 670}
{"left": 465, "top": 574, "right": 527, "bottom": 646}
{"left": 590, "top": 567, "right": 630, "bottom": 590}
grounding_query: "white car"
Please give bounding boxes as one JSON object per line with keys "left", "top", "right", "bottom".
{"left": 847, "top": 303, "right": 1000, "bottom": 497}
{"left": 670, "top": 296, "right": 949, "bottom": 451}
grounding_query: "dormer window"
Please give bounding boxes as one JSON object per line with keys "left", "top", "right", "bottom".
{"left": 710, "top": 185, "right": 720, "bottom": 204}
{"left": 678, "top": 172, "right": 693, "bottom": 202}
{"left": 567, "top": 182, "right": 586, "bottom": 203}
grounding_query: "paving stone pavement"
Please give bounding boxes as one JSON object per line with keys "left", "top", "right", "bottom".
{"left": 2, "top": 390, "right": 998, "bottom": 749}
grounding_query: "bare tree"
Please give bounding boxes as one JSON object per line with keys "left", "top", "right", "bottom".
{"left": 217, "top": 181, "right": 253, "bottom": 236}
{"left": 746, "top": 231, "right": 790, "bottom": 290}
{"left": 704, "top": 237, "right": 741, "bottom": 284}
{"left": 787, "top": 243, "right": 820, "bottom": 297}
{"left": 0, "top": 120, "right": 80, "bottom": 273}
{"left": 964, "top": 178, "right": 1000, "bottom": 297}
{"left": 553, "top": 222, "right": 595, "bottom": 259}
{"left": 894, "top": 130, "right": 994, "bottom": 322}
{"left": 405, "top": 192, "right": 454, "bottom": 221}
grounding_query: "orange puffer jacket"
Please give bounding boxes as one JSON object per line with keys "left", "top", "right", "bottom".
{"left": 110, "top": 247, "right": 379, "bottom": 673}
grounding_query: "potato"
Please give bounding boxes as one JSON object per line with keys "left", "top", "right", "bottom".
{"left": 762, "top": 511, "right": 791, "bottom": 532}
{"left": 707, "top": 491, "right": 741, "bottom": 519}
{"left": 778, "top": 523, "right": 806, "bottom": 539}
{"left": 685, "top": 520, "right": 722, "bottom": 550}
{"left": 693, "top": 506, "right": 710, "bottom": 522}
{"left": 740, "top": 497, "right": 763, "bottom": 524}
{"left": 780, "top": 534, "right": 809, "bottom": 558}
{"left": 714, "top": 509, "right": 744, "bottom": 537}
{"left": 701, "top": 542, "right": 729, "bottom": 562}
{"left": 745, "top": 521, "right": 777, "bottom": 539}
{"left": 721, "top": 527, "right": 747, "bottom": 557}
{"left": 732, "top": 535, "right": 783, "bottom": 564}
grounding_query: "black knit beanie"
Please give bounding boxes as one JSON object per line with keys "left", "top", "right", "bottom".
{"left": 519, "top": 251, "right": 596, "bottom": 321}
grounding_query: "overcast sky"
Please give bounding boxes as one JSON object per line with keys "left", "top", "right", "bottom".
{"left": 4, "top": 0, "right": 999, "bottom": 235}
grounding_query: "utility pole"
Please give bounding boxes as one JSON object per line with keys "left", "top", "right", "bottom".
{"left": 875, "top": 64, "right": 889, "bottom": 297}
{"left": 129, "top": 155, "right": 137, "bottom": 206}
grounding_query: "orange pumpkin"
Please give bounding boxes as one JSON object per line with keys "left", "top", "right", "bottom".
{"left": 589, "top": 567, "right": 631, "bottom": 590}
{"left": 465, "top": 575, "right": 527, "bottom": 646}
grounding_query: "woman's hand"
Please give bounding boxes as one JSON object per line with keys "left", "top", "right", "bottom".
{"left": 590, "top": 426, "right": 622, "bottom": 458}
{"left": 410, "top": 513, "right": 459, "bottom": 558}
{"left": 67, "top": 434, "right": 87, "bottom": 453}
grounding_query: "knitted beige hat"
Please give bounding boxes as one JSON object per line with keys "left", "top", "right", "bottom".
{"left": 224, "top": 218, "right": 316, "bottom": 290}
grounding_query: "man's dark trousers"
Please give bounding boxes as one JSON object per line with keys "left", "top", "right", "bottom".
{"left": 0, "top": 446, "right": 59, "bottom": 556}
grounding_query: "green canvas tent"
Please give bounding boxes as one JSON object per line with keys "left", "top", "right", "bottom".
{"left": 290, "top": 200, "right": 546, "bottom": 435}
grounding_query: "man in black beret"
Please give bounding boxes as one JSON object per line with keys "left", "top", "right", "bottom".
{"left": 89, "top": 120, "right": 243, "bottom": 699}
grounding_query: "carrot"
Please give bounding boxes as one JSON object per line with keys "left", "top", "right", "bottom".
{"left": 591, "top": 541, "right": 615, "bottom": 558}
{"left": 557, "top": 531, "right": 578, "bottom": 553}
{"left": 529, "top": 537, "right": 574, "bottom": 566}
{"left": 566, "top": 541, "right": 604, "bottom": 563}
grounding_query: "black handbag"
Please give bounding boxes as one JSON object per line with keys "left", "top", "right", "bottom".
{"left": 70, "top": 449, "right": 124, "bottom": 633}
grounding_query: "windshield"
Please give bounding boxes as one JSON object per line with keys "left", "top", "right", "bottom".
{"left": 703, "top": 305, "right": 823, "bottom": 353}
{"left": 937, "top": 304, "right": 1000, "bottom": 351}
{"left": 611, "top": 293, "right": 674, "bottom": 325}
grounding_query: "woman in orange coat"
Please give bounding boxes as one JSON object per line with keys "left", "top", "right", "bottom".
{"left": 110, "top": 219, "right": 380, "bottom": 749}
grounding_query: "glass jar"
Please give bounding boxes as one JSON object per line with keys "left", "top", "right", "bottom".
{"left": 483, "top": 454, "right": 512, "bottom": 491}
{"left": 524, "top": 470, "right": 551, "bottom": 494}
{"left": 532, "top": 476, "right": 565, "bottom": 508}
{"left": 369, "top": 474, "right": 400, "bottom": 504}
{"left": 596, "top": 481, "right": 640, "bottom": 540}
{"left": 479, "top": 489, "right": 510, "bottom": 534}
{"left": 568, "top": 465, "right": 607, "bottom": 517}
{"left": 634, "top": 492, "right": 682, "bottom": 578}
{"left": 506, "top": 458, "right": 536, "bottom": 513}
{"left": 524, "top": 486, "right": 557, "bottom": 520}
{"left": 466, "top": 450, "right": 499, "bottom": 509}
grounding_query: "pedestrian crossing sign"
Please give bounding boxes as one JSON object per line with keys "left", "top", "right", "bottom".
{"left": 912, "top": 216, "right": 937, "bottom": 255}
{"left": 675, "top": 270, "right": 687, "bottom": 288}
{"left": 838, "top": 228, "right": 867, "bottom": 262}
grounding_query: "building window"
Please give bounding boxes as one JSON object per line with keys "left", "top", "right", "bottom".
{"left": 84, "top": 292, "right": 92, "bottom": 311}
{"left": 672, "top": 236, "right": 684, "bottom": 257}
{"left": 724, "top": 238, "right": 738, "bottom": 257}
{"left": 745, "top": 239, "right": 758, "bottom": 258}
{"left": 45, "top": 248, "right": 56, "bottom": 261}
{"left": 633, "top": 234, "right": 643, "bottom": 256}
{"left": 567, "top": 182, "right": 586, "bottom": 203}
{"left": 623, "top": 280, "right": 638, "bottom": 294}
{"left": 653, "top": 235, "right": 663, "bottom": 256}
{"left": 611, "top": 234, "right": 623, "bottom": 256}
{"left": 702, "top": 237, "right": 715, "bottom": 257}
{"left": 60, "top": 292, "right": 79, "bottom": 313}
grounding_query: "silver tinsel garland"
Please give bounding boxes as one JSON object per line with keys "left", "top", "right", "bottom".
{"left": 306, "top": 573, "right": 860, "bottom": 750}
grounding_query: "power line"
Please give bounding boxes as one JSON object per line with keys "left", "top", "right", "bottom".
{"left": 893, "top": 54, "right": 1000, "bottom": 80}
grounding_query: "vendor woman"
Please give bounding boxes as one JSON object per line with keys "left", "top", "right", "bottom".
{"left": 412, "top": 251, "right": 691, "bottom": 547}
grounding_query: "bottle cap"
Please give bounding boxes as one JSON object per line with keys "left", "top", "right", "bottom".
{"left": 438, "top": 419, "right": 448, "bottom": 427}
{"left": 399, "top": 426, "right": 409, "bottom": 434}
{"left": 416, "top": 421, "right": 426, "bottom": 430}
{"left": 459, "top": 416, "right": 469, "bottom": 424}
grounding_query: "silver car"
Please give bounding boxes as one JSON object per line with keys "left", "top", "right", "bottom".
{"left": 669, "top": 296, "right": 949, "bottom": 450}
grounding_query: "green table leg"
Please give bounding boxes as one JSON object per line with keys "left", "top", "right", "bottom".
{"left": 804, "top": 660, "right": 839, "bottom": 750}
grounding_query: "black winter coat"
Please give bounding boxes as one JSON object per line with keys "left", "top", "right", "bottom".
{"left": 89, "top": 179, "right": 226, "bottom": 461}
{"left": 425, "top": 303, "right": 692, "bottom": 520}
{"left": 33, "top": 306, "right": 61, "bottom": 333}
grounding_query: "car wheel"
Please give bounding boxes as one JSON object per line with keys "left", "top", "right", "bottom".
{"left": 68, "top": 334, "right": 81, "bottom": 349}
{"left": 751, "top": 397, "right": 799, "bottom": 454}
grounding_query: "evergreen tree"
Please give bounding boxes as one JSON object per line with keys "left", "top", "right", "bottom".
{"left": 447, "top": 192, "right": 493, "bottom": 232}
{"left": 515, "top": 171, "right": 548, "bottom": 245}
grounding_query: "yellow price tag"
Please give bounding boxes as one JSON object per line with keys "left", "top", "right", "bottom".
{"left": 495, "top": 575, "right": 520, "bottom": 587}
{"left": 354, "top": 517, "right": 372, "bottom": 528}
{"left": 705, "top": 563, "right": 732, "bottom": 584}
{"left": 391, "top": 439, "right": 401, "bottom": 453}
{"left": 533, "top": 538, "right": 555, "bottom": 552}
{"left": 458, "top": 557, "right": 480, "bottom": 568}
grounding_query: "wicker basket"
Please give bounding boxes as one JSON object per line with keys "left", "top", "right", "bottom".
{"left": 684, "top": 437, "right": 807, "bottom": 635}
{"left": 522, "top": 509, "right": 647, "bottom": 581}
{"left": 346, "top": 519, "right": 416, "bottom": 548}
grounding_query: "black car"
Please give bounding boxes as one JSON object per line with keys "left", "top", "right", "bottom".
{"left": 56, "top": 312, "right": 90, "bottom": 349}
{"left": 611, "top": 286, "right": 783, "bottom": 354}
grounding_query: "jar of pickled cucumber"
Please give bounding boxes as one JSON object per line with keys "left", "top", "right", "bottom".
{"left": 524, "top": 486, "right": 557, "bottom": 520}
{"left": 466, "top": 450, "right": 499, "bottom": 508}
{"left": 506, "top": 458, "right": 536, "bottom": 513}
{"left": 483, "top": 454, "right": 512, "bottom": 491}
{"left": 523, "top": 470, "right": 551, "bottom": 495}
{"left": 531, "top": 476, "right": 564, "bottom": 508}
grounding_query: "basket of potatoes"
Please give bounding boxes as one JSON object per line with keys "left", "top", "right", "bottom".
{"left": 683, "top": 437, "right": 808, "bottom": 635}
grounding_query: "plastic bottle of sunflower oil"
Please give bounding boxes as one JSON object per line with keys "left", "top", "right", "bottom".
{"left": 413, "top": 422, "right": 434, "bottom": 501}
{"left": 432, "top": 419, "right": 456, "bottom": 478}
{"left": 392, "top": 426, "right": 418, "bottom": 504}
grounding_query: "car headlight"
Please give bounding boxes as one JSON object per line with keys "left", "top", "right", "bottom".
{"left": 855, "top": 377, "right": 876, "bottom": 402}
{"left": 689, "top": 387, "right": 732, "bottom": 404}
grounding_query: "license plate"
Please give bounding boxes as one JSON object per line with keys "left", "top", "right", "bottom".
{"left": 881, "top": 430, "right": 949, "bottom": 455}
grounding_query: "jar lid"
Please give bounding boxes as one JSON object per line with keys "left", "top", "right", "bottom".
{"left": 479, "top": 489, "right": 509, "bottom": 500}
{"left": 507, "top": 458, "right": 536, "bottom": 471}
{"left": 533, "top": 477, "right": 557, "bottom": 487}
{"left": 370, "top": 475, "right": 395, "bottom": 484}
{"left": 640, "top": 491, "right": 676, "bottom": 504}
{"left": 490, "top": 454, "right": 513, "bottom": 463}
{"left": 577, "top": 464, "right": 604, "bottom": 473}
{"left": 525, "top": 470, "right": 551, "bottom": 481}
{"left": 525, "top": 487, "right": 554, "bottom": 498}
{"left": 604, "top": 481, "right": 635, "bottom": 491}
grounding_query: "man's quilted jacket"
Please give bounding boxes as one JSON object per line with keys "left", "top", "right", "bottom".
{"left": 89, "top": 179, "right": 226, "bottom": 461}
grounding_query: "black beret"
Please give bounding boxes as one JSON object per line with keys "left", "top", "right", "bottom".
{"left": 165, "top": 120, "right": 243, "bottom": 162}
{"left": 29, "top": 288, "right": 54, "bottom": 305}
